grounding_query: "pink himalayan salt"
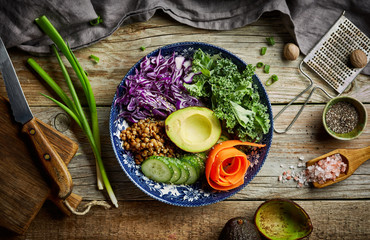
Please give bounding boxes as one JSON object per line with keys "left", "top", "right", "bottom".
{"left": 305, "top": 153, "right": 347, "bottom": 184}
{"left": 278, "top": 154, "right": 347, "bottom": 187}
{"left": 278, "top": 168, "right": 308, "bottom": 187}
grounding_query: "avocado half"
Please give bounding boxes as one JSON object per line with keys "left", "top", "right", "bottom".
{"left": 165, "top": 106, "right": 221, "bottom": 152}
{"left": 219, "top": 217, "right": 261, "bottom": 240}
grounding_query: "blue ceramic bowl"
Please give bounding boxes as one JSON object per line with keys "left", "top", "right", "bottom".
{"left": 109, "top": 42, "right": 273, "bottom": 207}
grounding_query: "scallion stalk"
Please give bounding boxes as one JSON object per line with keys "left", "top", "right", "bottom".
{"left": 31, "top": 15, "right": 117, "bottom": 207}
{"left": 27, "top": 58, "right": 78, "bottom": 114}
{"left": 35, "top": 16, "right": 103, "bottom": 189}
{"left": 40, "top": 93, "right": 82, "bottom": 127}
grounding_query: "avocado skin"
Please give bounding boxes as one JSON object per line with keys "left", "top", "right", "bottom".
{"left": 219, "top": 217, "right": 261, "bottom": 240}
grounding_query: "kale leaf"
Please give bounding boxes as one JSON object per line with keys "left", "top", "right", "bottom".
{"left": 185, "top": 49, "right": 270, "bottom": 141}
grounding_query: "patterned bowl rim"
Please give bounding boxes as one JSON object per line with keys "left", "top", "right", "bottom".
{"left": 109, "top": 41, "right": 274, "bottom": 207}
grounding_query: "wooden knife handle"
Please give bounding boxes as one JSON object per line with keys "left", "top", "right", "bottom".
{"left": 22, "top": 118, "right": 73, "bottom": 199}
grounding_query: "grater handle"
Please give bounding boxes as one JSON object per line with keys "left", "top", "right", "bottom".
{"left": 273, "top": 85, "right": 316, "bottom": 134}
{"left": 274, "top": 61, "right": 336, "bottom": 134}
{"left": 273, "top": 61, "right": 314, "bottom": 133}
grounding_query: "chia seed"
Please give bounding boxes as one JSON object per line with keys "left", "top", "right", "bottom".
{"left": 325, "top": 101, "right": 359, "bottom": 134}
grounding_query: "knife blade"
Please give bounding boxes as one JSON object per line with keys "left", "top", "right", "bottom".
{"left": 0, "top": 38, "right": 73, "bottom": 199}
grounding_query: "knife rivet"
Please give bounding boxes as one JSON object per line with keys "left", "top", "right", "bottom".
{"left": 29, "top": 128, "right": 36, "bottom": 135}
{"left": 44, "top": 154, "right": 51, "bottom": 161}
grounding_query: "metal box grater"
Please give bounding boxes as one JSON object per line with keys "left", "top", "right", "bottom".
{"left": 274, "top": 11, "right": 370, "bottom": 133}
{"left": 304, "top": 14, "right": 370, "bottom": 94}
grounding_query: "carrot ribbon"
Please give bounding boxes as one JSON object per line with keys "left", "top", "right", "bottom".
{"left": 205, "top": 140, "right": 266, "bottom": 191}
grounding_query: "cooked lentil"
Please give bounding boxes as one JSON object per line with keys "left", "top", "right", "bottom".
{"left": 325, "top": 101, "right": 359, "bottom": 134}
{"left": 120, "top": 119, "right": 179, "bottom": 164}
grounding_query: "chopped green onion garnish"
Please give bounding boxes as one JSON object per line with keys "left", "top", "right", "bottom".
{"left": 256, "top": 62, "right": 264, "bottom": 68}
{"left": 264, "top": 64, "right": 270, "bottom": 73}
{"left": 89, "top": 54, "right": 100, "bottom": 63}
{"left": 90, "top": 16, "right": 103, "bottom": 26}
{"left": 260, "top": 47, "right": 267, "bottom": 55}
{"left": 140, "top": 46, "right": 146, "bottom": 51}
{"left": 265, "top": 74, "right": 279, "bottom": 86}
{"left": 266, "top": 37, "right": 275, "bottom": 46}
{"left": 272, "top": 74, "right": 278, "bottom": 81}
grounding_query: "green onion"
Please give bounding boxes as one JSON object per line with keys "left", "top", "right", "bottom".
{"left": 27, "top": 58, "right": 78, "bottom": 114}
{"left": 260, "top": 47, "right": 267, "bottom": 55}
{"left": 264, "top": 64, "right": 270, "bottom": 73}
{"left": 40, "top": 93, "right": 82, "bottom": 127}
{"left": 256, "top": 62, "right": 264, "bottom": 68}
{"left": 265, "top": 74, "right": 279, "bottom": 86}
{"left": 140, "top": 46, "right": 146, "bottom": 51}
{"left": 266, "top": 37, "right": 275, "bottom": 46}
{"left": 90, "top": 16, "right": 103, "bottom": 26}
{"left": 30, "top": 16, "right": 118, "bottom": 208}
{"left": 89, "top": 54, "right": 100, "bottom": 63}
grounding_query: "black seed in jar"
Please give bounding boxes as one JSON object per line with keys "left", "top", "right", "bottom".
{"left": 325, "top": 101, "right": 359, "bottom": 134}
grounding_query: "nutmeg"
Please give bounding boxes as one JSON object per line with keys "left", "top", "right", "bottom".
{"left": 350, "top": 49, "right": 367, "bottom": 68}
{"left": 283, "top": 43, "right": 300, "bottom": 61}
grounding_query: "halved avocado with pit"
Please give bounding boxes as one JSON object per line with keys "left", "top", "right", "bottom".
{"left": 165, "top": 106, "right": 221, "bottom": 152}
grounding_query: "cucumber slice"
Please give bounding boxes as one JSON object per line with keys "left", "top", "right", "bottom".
{"left": 173, "top": 163, "right": 190, "bottom": 185}
{"left": 194, "top": 153, "right": 206, "bottom": 175}
{"left": 182, "top": 162, "right": 199, "bottom": 185}
{"left": 141, "top": 156, "right": 173, "bottom": 183}
{"left": 166, "top": 158, "right": 181, "bottom": 183}
{"left": 181, "top": 155, "right": 202, "bottom": 177}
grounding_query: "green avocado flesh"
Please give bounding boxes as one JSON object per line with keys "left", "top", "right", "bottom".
{"left": 254, "top": 200, "right": 312, "bottom": 240}
{"left": 165, "top": 106, "right": 221, "bottom": 152}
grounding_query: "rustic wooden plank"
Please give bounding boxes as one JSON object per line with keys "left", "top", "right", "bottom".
{"left": 0, "top": 96, "right": 81, "bottom": 234}
{"left": 26, "top": 104, "right": 370, "bottom": 201}
{"left": 1, "top": 13, "right": 369, "bottom": 239}
{"left": 1, "top": 15, "right": 369, "bottom": 107}
{"left": 2, "top": 200, "right": 369, "bottom": 239}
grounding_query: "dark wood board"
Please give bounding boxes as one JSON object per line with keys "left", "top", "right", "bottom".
{"left": 0, "top": 96, "right": 79, "bottom": 234}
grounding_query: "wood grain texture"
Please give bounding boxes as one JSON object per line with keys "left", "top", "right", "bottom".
{"left": 0, "top": 97, "right": 80, "bottom": 234}
{"left": 1, "top": 14, "right": 369, "bottom": 107}
{"left": 1, "top": 200, "right": 369, "bottom": 240}
{"left": 48, "top": 193, "right": 83, "bottom": 216}
{"left": 28, "top": 104, "right": 370, "bottom": 202}
{"left": 22, "top": 118, "right": 73, "bottom": 199}
{"left": 36, "top": 118, "right": 78, "bottom": 163}
{"left": 0, "top": 13, "right": 369, "bottom": 239}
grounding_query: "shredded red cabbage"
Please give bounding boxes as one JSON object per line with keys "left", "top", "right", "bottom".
{"left": 115, "top": 51, "right": 202, "bottom": 123}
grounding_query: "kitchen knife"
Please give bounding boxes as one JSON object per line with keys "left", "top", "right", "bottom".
{"left": 0, "top": 38, "right": 73, "bottom": 199}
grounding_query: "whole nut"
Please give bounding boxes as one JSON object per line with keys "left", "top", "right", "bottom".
{"left": 350, "top": 49, "right": 367, "bottom": 68}
{"left": 283, "top": 43, "right": 300, "bottom": 61}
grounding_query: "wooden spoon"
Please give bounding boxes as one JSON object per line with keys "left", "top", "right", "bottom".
{"left": 306, "top": 146, "right": 370, "bottom": 188}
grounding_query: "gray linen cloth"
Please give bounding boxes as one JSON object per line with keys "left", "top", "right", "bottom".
{"left": 0, "top": 0, "right": 369, "bottom": 74}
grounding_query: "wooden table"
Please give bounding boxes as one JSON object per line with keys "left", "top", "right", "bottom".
{"left": 1, "top": 12, "right": 369, "bottom": 239}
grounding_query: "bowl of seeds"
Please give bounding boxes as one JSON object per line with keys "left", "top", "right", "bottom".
{"left": 323, "top": 96, "right": 367, "bottom": 140}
